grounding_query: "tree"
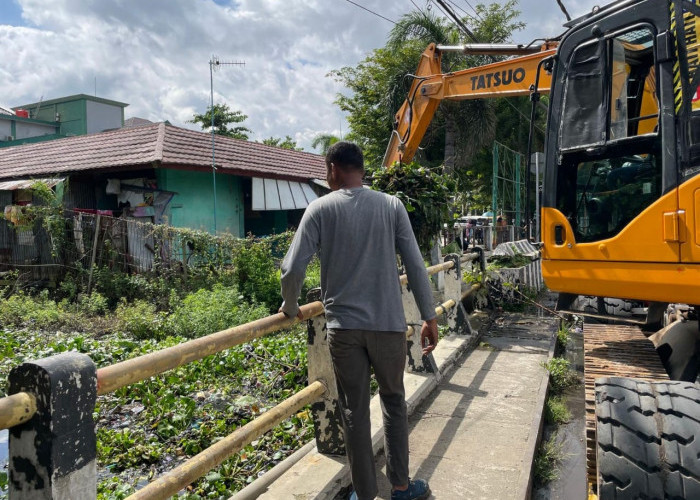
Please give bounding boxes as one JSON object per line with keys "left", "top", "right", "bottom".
{"left": 331, "top": 1, "right": 526, "bottom": 199}
{"left": 311, "top": 134, "right": 340, "bottom": 155}
{"left": 387, "top": 3, "right": 524, "bottom": 174}
{"left": 190, "top": 103, "right": 251, "bottom": 140}
{"left": 331, "top": 40, "right": 432, "bottom": 170}
{"left": 370, "top": 161, "right": 455, "bottom": 253}
{"left": 260, "top": 136, "right": 303, "bottom": 151}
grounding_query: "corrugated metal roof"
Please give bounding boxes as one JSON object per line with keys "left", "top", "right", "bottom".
{"left": 251, "top": 177, "right": 318, "bottom": 210}
{"left": 0, "top": 178, "right": 64, "bottom": 190}
{"left": 0, "top": 122, "right": 327, "bottom": 183}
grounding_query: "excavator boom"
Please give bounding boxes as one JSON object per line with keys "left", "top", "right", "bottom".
{"left": 382, "top": 42, "right": 556, "bottom": 167}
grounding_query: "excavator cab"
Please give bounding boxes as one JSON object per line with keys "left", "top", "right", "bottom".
{"left": 541, "top": 0, "right": 700, "bottom": 307}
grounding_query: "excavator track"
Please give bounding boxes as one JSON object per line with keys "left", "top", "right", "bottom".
{"left": 582, "top": 323, "right": 668, "bottom": 480}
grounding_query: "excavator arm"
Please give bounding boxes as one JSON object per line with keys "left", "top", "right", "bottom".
{"left": 382, "top": 42, "right": 557, "bottom": 167}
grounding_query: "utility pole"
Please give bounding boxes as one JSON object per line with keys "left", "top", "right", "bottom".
{"left": 209, "top": 55, "right": 245, "bottom": 234}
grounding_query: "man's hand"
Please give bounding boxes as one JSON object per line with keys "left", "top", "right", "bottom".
{"left": 279, "top": 307, "right": 304, "bottom": 321}
{"left": 420, "top": 318, "right": 438, "bottom": 355}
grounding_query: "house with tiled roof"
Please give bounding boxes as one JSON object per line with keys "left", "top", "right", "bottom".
{"left": 0, "top": 122, "right": 327, "bottom": 237}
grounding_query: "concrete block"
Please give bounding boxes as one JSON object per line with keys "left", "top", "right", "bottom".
{"left": 306, "top": 288, "right": 345, "bottom": 456}
{"left": 8, "top": 352, "right": 97, "bottom": 500}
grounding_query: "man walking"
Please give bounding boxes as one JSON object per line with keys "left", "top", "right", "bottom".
{"left": 280, "top": 142, "right": 437, "bottom": 500}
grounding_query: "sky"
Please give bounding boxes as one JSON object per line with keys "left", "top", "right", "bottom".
{"left": 0, "top": 0, "right": 602, "bottom": 152}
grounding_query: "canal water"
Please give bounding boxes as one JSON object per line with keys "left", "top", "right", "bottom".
{"left": 533, "top": 324, "right": 587, "bottom": 500}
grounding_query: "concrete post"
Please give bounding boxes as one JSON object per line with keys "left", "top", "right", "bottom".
{"left": 8, "top": 352, "right": 97, "bottom": 500}
{"left": 305, "top": 289, "right": 345, "bottom": 456}
{"left": 484, "top": 226, "right": 493, "bottom": 251}
{"left": 443, "top": 254, "right": 473, "bottom": 336}
{"left": 508, "top": 226, "right": 515, "bottom": 243}
{"left": 401, "top": 277, "right": 438, "bottom": 374}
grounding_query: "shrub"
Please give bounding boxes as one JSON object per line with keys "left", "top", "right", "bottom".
{"left": 556, "top": 324, "right": 570, "bottom": 351}
{"left": 0, "top": 290, "right": 63, "bottom": 329}
{"left": 542, "top": 358, "right": 579, "bottom": 394}
{"left": 115, "top": 299, "right": 166, "bottom": 340}
{"left": 168, "top": 285, "right": 269, "bottom": 338}
{"left": 371, "top": 161, "right": 456, "bottom": 254}
{"left": 79, "top": 292, "right": 109, "bottom": 316}
{"left": 235, "top": 237, "right": 284, "bottom": 311}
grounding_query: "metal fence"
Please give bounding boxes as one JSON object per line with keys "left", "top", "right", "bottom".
{"left": 0, "top": 210, "right": 243, "bottom": 285}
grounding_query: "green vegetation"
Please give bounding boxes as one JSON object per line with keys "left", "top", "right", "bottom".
{"left": 533, "top": 434, "right": 562, "bottom": 486}
{"left": 260, "top": 135, "right": 302, "bottom": 150}
{"left": 536, "top": 320, "right": 580, "bottom": 487}
{"left": 556, "top": 323, "right": 570, "bottom": 352}
{"left": 0, "top": 319, "right": 312, "bottom": 498}
{"left": 331, "top": 0, "right": 532, "bottom": 214}
{"left": 189, "top": 103, "right": 251, "bottom": 140}
{"left": 544, "top": 396, "right": 571, "bottom": 426}
{"left": 542, "top": 358, "right": 579, "bottom": 394}
{"left": 488, "top": 254, "right": 532, "bottom": 269}
{"left": 0, "top": 228, "right": 321, "bottom": 498}
{"left": 370, "top": 161, "right": 455, "bottom": 253}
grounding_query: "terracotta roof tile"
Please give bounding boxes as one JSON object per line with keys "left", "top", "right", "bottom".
{"left": 0, "top": 122, "right": 326, "bottom": 182}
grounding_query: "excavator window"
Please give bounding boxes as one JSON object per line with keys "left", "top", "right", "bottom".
{"left": 557, "top": 26, "right": 662, "bottom": 243}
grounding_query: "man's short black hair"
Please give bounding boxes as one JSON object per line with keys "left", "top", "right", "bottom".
{"left": 326, "top": 141, "right": 364, "bottom": 171}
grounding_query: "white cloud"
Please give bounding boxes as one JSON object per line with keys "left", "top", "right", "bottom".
{"left": 0, "top": 0, "right": 600, "bottom": 152}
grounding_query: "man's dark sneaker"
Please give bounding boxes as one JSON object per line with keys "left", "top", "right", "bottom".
{"left": 391, "top": 479, "right": 431, "bottom": 500}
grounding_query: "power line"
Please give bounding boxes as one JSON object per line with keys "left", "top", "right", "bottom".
{"left": 430, "top": 0, "right": 544, "bottom": 133}
{"left": 344, "top": 0, "right": 396, "bottom": 25}
{"left": 409, "top": 0, "right": 424, "bottom": 13}
{"left": 462, "top": 0, "right": 483, "bottom": 21}
{"left": 445, "top": 0, "right": 471, "bottom": 18}
{"left": 427, "top": 0, "right": 452, "bottom": 22}
{"left": 433, "top": 0, "right": 478, "bottom": 42}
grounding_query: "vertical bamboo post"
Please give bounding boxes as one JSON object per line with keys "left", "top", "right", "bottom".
{"left": 86, "top": 214, "right": 101, "bottom": 294}
{"left": 181, "top": 239, "right": 188, "bottom": 282}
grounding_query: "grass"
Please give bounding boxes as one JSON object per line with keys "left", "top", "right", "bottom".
{"left": 533, "top": 433, "right": 562, "bottom": 486}
{"left": 542, "top": 358, "right": 579, "bottom": 394}
{"left": 556, "top": 324, "right": 570, "bottom": 351}
{"left": 544, "top": 395, "right": 571, "bottom": 425}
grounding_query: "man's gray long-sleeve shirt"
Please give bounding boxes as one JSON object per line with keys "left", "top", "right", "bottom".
{"left": 280, "top": 187, "right": 436, "bottom": 331}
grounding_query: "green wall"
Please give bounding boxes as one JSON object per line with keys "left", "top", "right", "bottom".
{"left": 35, "top": 100, "right": 87, "bottom": 136}
{"left": 157, "top": 169, "right": 244, "bottom": 237}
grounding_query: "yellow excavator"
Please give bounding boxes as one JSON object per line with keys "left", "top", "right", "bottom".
{"left": 384, "top": 1, "right": 700, "bottom": 498}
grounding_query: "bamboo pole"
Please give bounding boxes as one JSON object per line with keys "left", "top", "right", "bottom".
{"left": 460, "top": 252, "right": 479, "bottom": 263}
{"left": 0, "top": 392, "right": 36, "bottom": 430}
{"left": 86, "top": 214, "right": 102, "bottom": 294}
{"left": 462, "top": 283, "right": 482, "bottom": 301}
{"left": 435, "top": 299, "right": 456, "bottom": 316}
{"left": 97, "top": 301, "right": 324, "bottom": 395}
{"left": 126, "top": 380, "right": 327, "bottom": 500}
{"left": 400, "top": 260, "right": 454, "bottom": 286}
{"left": 405, "top": 298, "right": 460, "bottom": 339}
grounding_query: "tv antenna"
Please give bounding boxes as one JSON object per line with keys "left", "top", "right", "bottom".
{"left": 209, "top": 55, "right": 245, "bottom": 234}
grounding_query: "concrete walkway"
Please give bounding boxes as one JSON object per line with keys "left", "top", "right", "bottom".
{"left": 373, "top": 312, "right": 557, "bottom": 499}
{"left": 256, "top": 309, "right": 558, "bottom": 500}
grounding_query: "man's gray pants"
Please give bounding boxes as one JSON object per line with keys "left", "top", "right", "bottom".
{"left": 328, "top": 329, "right": 409, "bottom": 500}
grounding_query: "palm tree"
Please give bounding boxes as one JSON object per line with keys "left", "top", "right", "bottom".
{"left": 386, "top": 5, "right": 523, "bottom": 174}
{"left": 311, "top": 134, "right": 340, "bottom": 155}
